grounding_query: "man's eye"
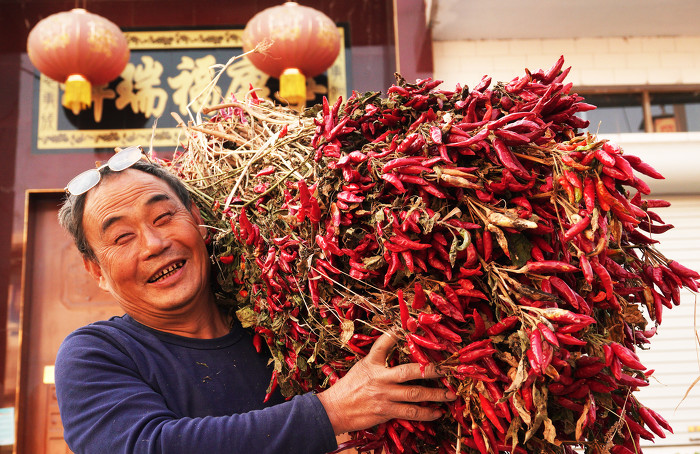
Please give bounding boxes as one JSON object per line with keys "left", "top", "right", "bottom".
{"left": 154, "top": 212, "right": 173, "bottom": 224}
{"left": 114, "top": 233, "right": 132, "bottom": 244}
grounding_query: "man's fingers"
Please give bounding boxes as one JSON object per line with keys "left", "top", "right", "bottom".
{"left": 384, "top": 401, "right": 445, "bottom": 422}
{"left": 388, "top": 362, "right": 444, "bottom": 383}
{"left": 365, "top": 331, "right": 398, "bottom": 364}
{"left": 382, "top": 383, "right": 457, "bottom": 404}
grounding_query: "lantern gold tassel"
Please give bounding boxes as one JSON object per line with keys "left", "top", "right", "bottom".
{"left": 279, "top": 68, "right": 306, "bottom": 106}
{"left": 62, "top": 74, "right": 92, "bottom": 115}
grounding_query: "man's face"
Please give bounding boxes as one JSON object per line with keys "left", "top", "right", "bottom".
{"left": 81, "top": 169, "right": 212, "bottom": 322}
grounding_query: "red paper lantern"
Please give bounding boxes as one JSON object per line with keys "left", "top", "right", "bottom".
{"left": 27, "top": 8, "right": 130, "bottom": 114}
{"left": 242, "top": 2, "right": 341, "bottom": 105}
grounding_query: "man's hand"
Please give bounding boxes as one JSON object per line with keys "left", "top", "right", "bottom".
{"left": 316, "top": 331, "right": 457, "bottom": 435}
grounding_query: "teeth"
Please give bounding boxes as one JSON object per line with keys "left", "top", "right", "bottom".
{"left": 149, "top": 261, "right": 184, "bottom": 283}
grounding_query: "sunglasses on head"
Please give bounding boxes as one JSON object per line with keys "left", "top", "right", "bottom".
{"left": 65, "top": 146, "right": 145, "bottom": 196}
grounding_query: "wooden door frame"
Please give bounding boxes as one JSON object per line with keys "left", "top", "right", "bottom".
{"left": 14, "top": 189, "right": 64, "bottom": 454}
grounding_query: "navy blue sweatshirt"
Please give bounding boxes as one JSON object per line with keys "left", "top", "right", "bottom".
{"left": 54, "top": 315, "right": 338, "bottom": 454}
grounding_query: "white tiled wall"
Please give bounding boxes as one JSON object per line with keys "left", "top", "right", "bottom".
{"left": 433, "top": 36, "right": 700, "bottom": 89}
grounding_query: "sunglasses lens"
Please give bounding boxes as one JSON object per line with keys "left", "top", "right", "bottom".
{"left": 66, "top": 169, "right": 102, "bottom": 196}
{"left": 65, "top": 146, "right": 144, "bottom": 195}
{"left": 108, "top": 146, "right": 143, "bottom": 171}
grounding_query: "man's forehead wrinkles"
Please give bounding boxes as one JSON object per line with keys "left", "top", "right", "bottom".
{"left": 97, "top": 193, "right": 173, "bottom": 234}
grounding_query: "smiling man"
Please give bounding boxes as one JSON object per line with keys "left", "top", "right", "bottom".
{"left": 55, "top": 149, "right": 456, "bottom": 454}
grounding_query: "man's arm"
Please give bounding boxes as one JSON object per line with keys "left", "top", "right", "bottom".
{"left": 55, "top": 332, "right": 337, "bottom": 454}
{"left": 56, "top": 328, "right": 454, "bottom": 453}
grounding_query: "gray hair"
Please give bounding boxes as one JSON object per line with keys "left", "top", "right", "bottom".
{"left": 58, "top": 159, "right": 192, "bottom": 261}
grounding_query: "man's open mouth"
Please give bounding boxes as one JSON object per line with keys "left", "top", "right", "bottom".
{"left": 148, "top": 261, "right": 185, "bottom": 283}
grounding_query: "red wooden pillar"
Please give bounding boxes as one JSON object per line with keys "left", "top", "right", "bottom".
{"left": 393, "top": 0, "right": 434, "bottom": 82}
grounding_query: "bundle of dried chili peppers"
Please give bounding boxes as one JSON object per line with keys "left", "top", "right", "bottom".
{"left": 169, "top": 57, "right": 700, "bottom": 454}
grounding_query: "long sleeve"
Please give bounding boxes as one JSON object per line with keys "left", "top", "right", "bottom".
{"left": 54, "top": 320, "right": 338, "bottom": 454}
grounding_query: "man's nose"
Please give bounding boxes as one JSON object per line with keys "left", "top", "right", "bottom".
{"left": 141, "top": 226, "right": 171, "bottom": 258}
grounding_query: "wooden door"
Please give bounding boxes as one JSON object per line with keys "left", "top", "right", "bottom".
{"left": 15, "top": 191, "right": 123, "bottom": 454}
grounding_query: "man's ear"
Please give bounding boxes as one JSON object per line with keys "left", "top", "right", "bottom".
{"left": 82, "top": 256, "right": 110, "bottom": 292}
{"left": 188, "top": 203, "right": 208, "bottom": 239}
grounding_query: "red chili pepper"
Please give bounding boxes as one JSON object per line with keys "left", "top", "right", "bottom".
{"left": 459, "top": 347, "right": 496, "bottom": 364}
{"left": 541, "top": 307, "right": 595, "bottom": 326}
{"left": 625, "top": 414, "right": 655, "bottom": 441}
{"left": 526, "top": 349, "right": 541, "bottom": 376}
{"left": 398, "top": 289, "right": 409, "bottom": 330}
{"left": 321, "top": 364, "right": 340, "bottom": 386}
{"left": 591, "top": 259, "right": 618, "bottom": 308}
{"left": 219, "top": 255, "right": 235, "bottom": 265}
{"left": 537, "top": 322, "right": 559, "bottom": 347}
{"left": 594, "top": 146, "right": 616, "bottom": 167}
{"left": 417, "top": 313, "right": 442, "bottom": 325}
{"left": 399, "top": 250, "right": 414, "bottom": 274}
{"left": 642, "top": 406, "right": 673, "bottom": 433}
{"left": 390, "top": 235, "right": 432, "bottom": 250}
{"left": 558, "top": 174, "right": 577, "bottom": 204}
{"left": 611, "top": 155, "right": 634, "bottom": 182}
{"left": 429, "top": 125, "right": 443, "bottom": 144}
{"left": 254, "top": 165, "right": 276, "bottom": 178}
{"left": 337, "top": 190, "right": 365, "bottom": 204}
{"left": 479, "top": 393, "right": 505, "bottom": 434}
{"left": 563, "top": 169, "right": 583, "bottom": 190}
{"left": 456, "top": 339, "right": 491, "bottom": 356}
{"left": 639, "top": 406, "right": 667, "bottom": 438}
{"left": 528, "top": 329, "right": 544, "bottom": 373}
{"left": 441, "top": 282, "right": 462, "bottom": 308}
{"left": 555, "top": 332, "right": 587, "bottom": 346}
{"left": 307, "top": 269, "right": 320, "bottom": 308}
{"left": 611, "top": 342, "right": 646, "bottom": 370}
{"left": 492, "top": 137, "right": 530, "bottom": 179}
{"left": 407, "top": 332, "right": 446, "bottom": 351}
{"left": 455, "top": 364, "right": 490, "bottom": 380}
{"left": 419, "top": 181, "right": 447, "bottom": 199}
{"left": 560, "top": 153, "right": 590, "bottom": 171}
{"left": 485, "top": 315, "right": 519, "bottom": 336}
{"left": 484, "top": 380, "right": 511, "bottom": 421}
{"left": 428, "top": 290, "right": 465, "bottom": 322}
{"left": 405, "top": 317, "right": 418, "bottom": 333}
{"left": 577, "top": 254, "right": 594, "bottom": 285}
{"left": 381, "top": 173, "right": 407, "bottom": 193}
{"left": 493, "top": 128, "right": 531, "bottom": 145}
{"left": 446, "top": 127, "right": 490, "bottom": 148}
{"left": 406, "top": 337, "right": 429, "bottom": 373}
{"left": 386, "top": 422, "right": 404, "bottom": 453}
{"left": 382, "top": 156, "right": 426, "bottom": 173}
{"left": 471, "top": 426, "right": 489, "bottom": 454}
{"left": 487, "top": 111, "right": 535, "bottom": 130}
{"left": 471, "top": 309, "right": 486, "bottom": 340}
{"left": 668, "top": 260, "right": 700, "bottom": 280}
{"left": 574, "top": 361, "right": 605, "bottom": 379}
{"left": 521, "top": 260, "right": 579, "bottom": 274}
{"left": 482, "top": 229, "right": 493, "bottom": 262}
{"left": 549, "top": 276, "right": 580, "bottom": 309}
{"left": 542, "top": 55, "right": 565, "bottom": 83}
{"left": 554, "top": 396, "right": 584, "bottom": 415}
{"left": 263, "top": 370, "right": 278, "bottom": 403}
{"left": 623, "top": 154, "right": 665, "bottom": 179}
{"left": 617, "top": 372, "right": 649, "bottom": 388}
{"left": 562, "top": 215, "right": 590, "bottom": 242}
{"left": 252, "top": 333, "right": 263, "bottom": 353}
{"left": 384, "top": 252, "right": 401, "bottom": 287}
{"left": 413, "top": 282, "right": 426, "bottom": 309}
